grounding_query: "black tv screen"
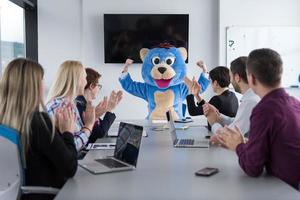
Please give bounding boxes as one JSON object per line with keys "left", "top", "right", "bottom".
{"left": 104, "top": 14, "right": 189, "bottom": 63}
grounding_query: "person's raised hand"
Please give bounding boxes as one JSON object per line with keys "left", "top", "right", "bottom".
{"left": 95, "top": 96, "right": 108, "bottom": 118}
{"left": 191, "top": 77, "right": 202, "bottom": 95}
{"left": 116, "top": 90, "right": 123, "bottom": 105}
{"left": 217, "top": 125, "right": 245, "bottom": 151}
{"left": 55, "top": 103, "right": 76, "bottom": 134}
{"left": 122, "top": 59, "right": 134, "bottom": 73}
{"left": 107, "top": 90, "right": 119, "bottom": 112}
{"left": 83, "top": 100, "right": 96, "bottom": 131}
{"left": 196, "top": 60, "right": 208, "bottom": 73}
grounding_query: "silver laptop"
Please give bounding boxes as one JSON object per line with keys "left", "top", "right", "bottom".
{"left": 79, "top": 122, "right": 143, "bottom": 174}
{"left": 166, "top": 111, "right": 209, "bottom": 148}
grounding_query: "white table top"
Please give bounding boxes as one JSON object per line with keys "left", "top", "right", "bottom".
{"left": 55, "top": 121, "right": 300, "bottom": 200}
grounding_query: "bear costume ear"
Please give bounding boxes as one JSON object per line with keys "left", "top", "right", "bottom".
{"left": 140, "top": 48, "right": 149, "bottom": 62}
{"left": 178, "top": 47, "right": 187, "bottom": 61}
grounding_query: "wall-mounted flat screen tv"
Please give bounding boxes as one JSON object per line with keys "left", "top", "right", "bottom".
{"left": 104, "top": 14, "right": 189, "bottom": 63}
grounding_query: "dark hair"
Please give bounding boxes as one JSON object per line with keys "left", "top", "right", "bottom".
{"left": 209, "top": 66, "right": 231, "bottom": 88}
{"left": 247, "top": 48, "right": 283, "bottom": 87}
{"left": 230, "top": 56, "right": 248, "bottom": 83}
{"left": 85, "top": 68, "right": 101, "bottom": 89}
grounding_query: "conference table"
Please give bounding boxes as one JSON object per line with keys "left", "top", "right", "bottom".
{"left": 55, "top": 119, "right": 300, "bottom": 200}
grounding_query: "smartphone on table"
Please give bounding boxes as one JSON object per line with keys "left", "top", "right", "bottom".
{"left": 195, "top": 167, "right": 219, "bottom": 176}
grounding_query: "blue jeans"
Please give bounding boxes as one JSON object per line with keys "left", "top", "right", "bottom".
{"left": 298, "top": 181, "right": 300, "bottom": 190}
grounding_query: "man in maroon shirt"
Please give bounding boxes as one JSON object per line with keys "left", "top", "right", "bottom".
{"left": 215, "top": 48, "right": 300, "bottom": 190}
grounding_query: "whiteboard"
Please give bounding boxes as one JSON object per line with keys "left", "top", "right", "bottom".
{"left": 226, "top": 26, "right": 300, "bottom": 88}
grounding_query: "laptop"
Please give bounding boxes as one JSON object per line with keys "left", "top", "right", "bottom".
{"left": 107, "top": 122, "right": 147, "bottom": 137}
{"left": 79, "top": 122, "right": 143, "bottom": 174}
{"left": 166, "top": 110, "right": 210, "bottom": 148}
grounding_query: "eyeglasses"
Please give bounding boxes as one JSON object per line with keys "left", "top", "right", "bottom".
{"left": 97, "top": 84, "right": 102, "bottom": 90}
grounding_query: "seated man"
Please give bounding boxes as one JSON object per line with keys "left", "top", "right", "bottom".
{"left": 203, "top": 56, "right": 260, "bottom": 139}
{"left": 215, "top": 48, "right": 300, "bottom": 190}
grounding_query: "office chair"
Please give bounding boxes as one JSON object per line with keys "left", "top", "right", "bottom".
{"left": 0, "top": 125, "right": 59, "bottom": 200}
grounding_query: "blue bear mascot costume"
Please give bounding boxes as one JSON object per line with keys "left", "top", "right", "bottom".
{"left": 119, "top": 43, "right": 210, "bottom": 120}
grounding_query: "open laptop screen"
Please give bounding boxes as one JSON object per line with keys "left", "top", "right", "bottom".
{"left": 166, "top": 110, "right": 178, "bottom": 144}
{"left": 113, "top": 122, "right": 143, "bottom": 167}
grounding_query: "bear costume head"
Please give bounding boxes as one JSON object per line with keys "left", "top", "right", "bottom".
{"left": 140, "top": 43, "right": 188, "bottom": 89}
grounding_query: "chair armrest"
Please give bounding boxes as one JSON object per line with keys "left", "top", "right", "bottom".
{"left": 21, "top": 186, "right": 59, "bottom": 195}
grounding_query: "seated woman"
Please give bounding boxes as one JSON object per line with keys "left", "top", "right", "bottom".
{"left": 185, "top": 63, "right": 239, "bottom": 130}
{"left": 75, "top": 68, "right": 123, "bottom": 143}
{"left": 0, "top": 58, "right": 77, "bottom": 200}
{"left": 46, "top": 60, "right": 96, "bottom": 151}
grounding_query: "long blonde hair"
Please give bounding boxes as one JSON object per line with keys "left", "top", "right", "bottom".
{"left": 47, "top": 60, "right": 84, "bottom": 101}
{"left": 0, "top": 58, "right": 46, "bottom": 158}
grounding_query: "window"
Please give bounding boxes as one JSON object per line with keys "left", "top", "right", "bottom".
{"left": 0, "top": 0, "right": 25, "bottom": 72}
{"left": 0, "top": 0, "right": 37, "bottom": 73}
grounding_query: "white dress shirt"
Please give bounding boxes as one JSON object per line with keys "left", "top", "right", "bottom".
{"left": 211, "top": 88, "right": 260, "bottom": 135}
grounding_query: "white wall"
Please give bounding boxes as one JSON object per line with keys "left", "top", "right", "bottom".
{"left": 38, "top": 0, "right": 300, "bottom": 119}
{"left": 218, "top": 0, "right": 300, "bottom": 99}
{"left": 81, "top": 0, "right": 219, "bottom": 119}
{"left": 38, "top": 0, "right": 219, "bottom": 119}
{"left": 38, "top": 0, "right": 82, "bottom": 90}
{"left": 219, "top": 0, "right": 300, "bottom": 65}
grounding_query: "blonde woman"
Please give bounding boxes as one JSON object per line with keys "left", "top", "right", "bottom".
{"left": 0, "top": 58, "right": 77, "bottom": 200}
{"left": 46, "top": 60, "right": 95, "bottom": 151}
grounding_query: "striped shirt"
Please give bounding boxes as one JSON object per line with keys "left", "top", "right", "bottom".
{"left": 46, "top": 97, "right": 89, "bottom": 151}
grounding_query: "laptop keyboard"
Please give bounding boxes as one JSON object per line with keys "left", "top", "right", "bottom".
{"left": 95, "top": 158, "right": 127, "bottom": 169}
{"left": 178, "top": 139, "right": 194, "bottom": 145}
